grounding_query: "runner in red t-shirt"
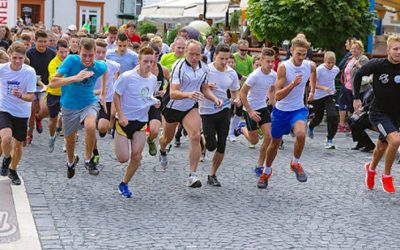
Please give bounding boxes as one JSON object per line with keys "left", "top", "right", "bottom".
{"left": 125, "top": 21, "right": 141, "bottom": 44}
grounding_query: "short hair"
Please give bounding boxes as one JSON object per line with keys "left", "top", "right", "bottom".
{"left": 150, "top": 36, "right": 163, "bottom": 46}
{"left": 117, "top": 32, "right": 128, "bottom": 42}
{"left": 7, "top": 42, "right": 27, "bottom": 55}
{"left": 79, "top": 38, "right": 96, "bottom": 51}
{"left": 252, "top": 54, "right": 260, "bottom": 62}
{"left": 229, "top": 54, "right": 235, "bottom": 59}
{"left": 126, "top": 21, "right": 136, "bottom": 29}
{"left": 291, "top": 37, "right": 310, "bottom": 49}
{"left": 56, "top": 39, "right": 69, "bottom": 50}
{"left": 141, "top": 35, "right": 150, "bottom": 42}
{"left": 95, "top": 39, "right": 107, "bottom": 48}
{"left": 131, "top": 42, "right": 141, "bottom": 50}
{"left": 224, "top": 32, "right": 233, "bottom": 39}
{"left": 271, "top": 46, "right": 279, "bottom": 55}
{"left": 215, "top": 44, "right": 230, "bottom": 54}
{"left": 237, "top": 39, "right": 249, "bottom": 47}
{"left": 352, "top": 40, "right": 364, "bottom": 52}
{"left": 174, "top": 36, "right": 186, "bottom": 44}
{"left": 0, "top": 49, "right": 9, "bottom": 63}
{"left": 324, "top": 51, "right": 336, "bottom": 61}
{"left": 387, "top": 35, "right": 400, "bottom": 48}
{"left": 20, "top": 33, "right": 32, "bottom": 42}
{"left": 76, "top": 31, "right": 88, "bottom": 38}
{"left": 108, "top": 26, "right": 118, "bottom": 35}
{"left": 35, "top": 30, "right": 48, "bottom": 40}
{"left": 261, "top": 47, "right": 275, "bottom": 57}
{"left": 149, "top": 43, "right": 160, "bottom": 54}
{"left": 139, "top": 46, "right": 154, "bottom": 57}
{"left": 186, "top": 39, "right": 202, "bottom": 49}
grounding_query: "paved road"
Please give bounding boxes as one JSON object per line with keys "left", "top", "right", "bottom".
{"left": 4, "top": 121, "right": 400, "bottom": 249}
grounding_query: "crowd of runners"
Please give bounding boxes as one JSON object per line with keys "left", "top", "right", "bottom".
{"left": 0, "top": 22, "right": 400, "bottom": 196}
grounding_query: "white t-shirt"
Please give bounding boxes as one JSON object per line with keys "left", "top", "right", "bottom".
{"left": 275, "top": 59, "right": 311, "bottom": 111}
{"left": 94, "top": 59, "right": 120, "bottom": 102}
{"left": 199, "top": 63, "right": 240, "bottom": 115}
{"left": 244, "top": 67, "right": 277, "bottom": 111}
{"left": 114, "top": 69, "right": 157, "bottom": 122}
{"left": 0, "top": 63, "right": 36, "bottom": 118}
{"left": 167, "top": 59, "right": 209, "bottom": 111}
{"left": 314, "top": 64, "right": 339, "bottom": 100}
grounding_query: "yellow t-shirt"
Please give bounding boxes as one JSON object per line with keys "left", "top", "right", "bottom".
{"left": 47, "top": 55, "right": 62, "bottom": 96}
{"left": 160, "top": 52, "right": 185, "bottom": 71}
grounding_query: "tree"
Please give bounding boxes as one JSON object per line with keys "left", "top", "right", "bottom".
{"left": 246, "top": 0, "right": 375, "bottom": 52}
{"left": 138, "top": 22, "right": 158, "bottom": 35}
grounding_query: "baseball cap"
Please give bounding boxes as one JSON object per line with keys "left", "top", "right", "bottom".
{"left": 68, "top": 24, "right": 77, "bottom": 31}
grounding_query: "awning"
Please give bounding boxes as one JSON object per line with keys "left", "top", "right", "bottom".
{"left": 376, "top": 0, "right": 400, "bottom": 11}
{"left": 139, "top": 0, "right": 230, "bottom": 24}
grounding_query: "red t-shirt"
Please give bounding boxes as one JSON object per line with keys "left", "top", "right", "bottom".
{"left": 126, "top": 31, "right": 141, "bottom": 44}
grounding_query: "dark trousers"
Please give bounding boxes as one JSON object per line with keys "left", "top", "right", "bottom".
{"left": 309, "top": 95, "right": 338, "bottom": 140}
{"left": 350, "top": 114, "right": 375, "bottom": 148}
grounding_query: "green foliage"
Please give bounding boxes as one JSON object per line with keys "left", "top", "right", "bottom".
{"left": 138, "top": 22, "right": 158, "bottom": 35}
{"left": 165, "top": 26, "right": 180, "bottom": 45}
{"left": 246, "top": 0, "right": 375, "bottom": 52}
{"left": 230, "top": 10, "right": 241, "bottom": 31}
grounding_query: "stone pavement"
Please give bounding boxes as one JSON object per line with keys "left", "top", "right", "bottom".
{"left": 2, "top": 121, "right": 400, "bottom": 249}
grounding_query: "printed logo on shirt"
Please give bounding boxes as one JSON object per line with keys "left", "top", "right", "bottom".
{"left": 80, "top": 75, "right": 96, "bottom": 87}
{"left": 7, "top": 81, "right": 20, "bottom": 95}
{"left": 379, "top": 74, "right": 389, "bottom": 84}
{"left": 394, "top": 75, "right": 400, "bottom": 84}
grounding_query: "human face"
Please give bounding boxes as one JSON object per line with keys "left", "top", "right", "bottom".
{"left": 224, "top": 33, "right": 231, "bottom": 44}
{"left": 36, "top": 37, "right": 48, "bottom": 53}
{"left": 70, "top": 38, "right": 79, "bottom": 52}
{"left": 174, "top": 40, "right": 186, "bottom": 58}
{"left": 350, "top": 44, "right": 361, "bottom": 57}
{"left": 185, "top": 43, "right": 202, "bottom": 66}
{"left": 238, "top": 44, "right": 248, "bottom": 58}
{"left": 117, "top": 40, "right": 128, "bottom": 54}
{"left": 387, "top": 41, "right": 400, "bottom": 64}
{"left": 253, "top": 59, "right": 261, "bottom": 69}
{"left": 57, "top": 47, "right": 69, "bottom": 61}
{"left": 108, "top": 33, "right": 117, "bottom": 44}
{"left": 214, "top": 51, "right": 230, "bottom": 69}
{"left": 290, "top": 46, "right": 307, "bottom": 66}
{"left": 79, "top": 47, "right": 95, "bottom": 67}
{"left": 22, "top": 40, "right": 32, "bottom": 50}
{"left": 10, "top": 51, "right": 25, "bottom": 71}
{"left": 139, "top": 54, "right": 154, "bottom": 73}
{"left": 153, "top": 51, "right": 160, "bottom": 62}
{"left": 127, "top": 26, "right": 135, "bottom": 35}
{"left": 324, "top": 59, "right": 336, "bottom": 70}
{"left": 345, "top": 39, "right": 352, "bottom": 51}
{"left": 47, "top": 36, "right": 56, "bottom": 48}
{"left": 206, "top": 36, "right": 213, "bottom": 45}
{"left": 260, "top": 55, "right": 274, "bottom": 72}
{"left": 95, "top": 46, "right": 107, "bottom": 60}
{"left": 51, "top": 26, "right": 60, "bottom": 34}
{"left": 227, "top": 58, "right": 236, "bottom": 68}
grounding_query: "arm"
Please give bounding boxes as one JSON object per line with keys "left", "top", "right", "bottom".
{"left": 240, "top": 83, "right": 261, "bottom": 122}
{"left": 49, "top": 69, "right": 94, "bottom": 88}
{"left": 201, "top": 84, "right": 222, "bottom": 106}
{"left": 12, "top": 89, "right": 34, "bottom": 102}
{"left": 307, "top": 62, "right": 317, "bottom": 102}
{"left": 275, "top": 64, "right": 300, "bottom": 101}
{"left": 113, "top": 92, "right": 127, "bottom": 126}
{"left": 267, "top": 85, "right": 276, "bottom": 106}
{"left": 353, "top": 60, "right": 376, "bottom": 111}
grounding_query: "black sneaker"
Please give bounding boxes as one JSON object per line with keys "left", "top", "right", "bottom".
{"left": 8, "top": 169, "right": 21, "bottom": 185}
{"left": 1, "top": 156, "right": 12, "bottom": 176}
{"left": 207, "top": 175, "right": 221, "bottom": 187}
{"left": 67, "top": 155, "right": 79, "bottom": 179}
{"left": 85, "top": 158, "right": 99, "bottom": 175}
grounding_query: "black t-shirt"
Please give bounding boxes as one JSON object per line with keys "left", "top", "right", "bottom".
{"left": 26, "top": 47, "right": 56, "bottom": 85}
{"left": 354, "top": 58, "right": 400, "bottom": 118}
{"left": 0, "top": 40, "right": 9, "bottom": 50}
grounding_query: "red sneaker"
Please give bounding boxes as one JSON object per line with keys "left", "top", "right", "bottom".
{"left": 364, "top": 162, "right": 376, "bottom": 190}
{"left": 35, "top": 114, "right": 43, "bottom": 134}
{"left": 337, "top": 124, "right": 345, "bottom": 133}
{"left": 381, "top": 175, "right": 396, "bottom": 193}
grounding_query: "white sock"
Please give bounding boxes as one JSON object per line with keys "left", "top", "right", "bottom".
{"left": 292, "top": 157, "right": 300, "bottom": 164}
{"left": 264, "top": 166, "right": 272, "bottom": 175}
{"left": 67, "top": 162, "right": 74, "bottom": 167}
{"left": 85, "top": 159, "right": 90, "bottom": 164}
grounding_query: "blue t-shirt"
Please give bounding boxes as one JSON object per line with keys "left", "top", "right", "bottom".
{"left": 106, "top": 49, "right": 138, "bottom": 74}
{"left": 57, "top": 55, "right": 107, "bottom": 110}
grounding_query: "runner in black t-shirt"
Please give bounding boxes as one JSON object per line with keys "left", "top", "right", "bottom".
{"left": 353, "top": 35, "right": 400, "bottom": 193}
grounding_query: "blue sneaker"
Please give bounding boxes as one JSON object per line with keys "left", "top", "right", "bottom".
{"left": 254, "top": 166, "right": 264, "bottom": 176}
{"left": 118, "top": 182, "right": 133, "bottom": 198}
{"left": 307, "top": 127, "right": 314, "bottom": 139}
{"left": 234, "top": 122, "right": 246, "bottom": 137}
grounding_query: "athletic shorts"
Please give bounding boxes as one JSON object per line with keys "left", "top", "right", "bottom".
{"left": 98, "top": 102, "right": 112, "bottom": 121}
{"left": 338, "top": 87, "right": 354, "bottom": 112}
{"left": 243, "top": 107, "right": 271, "bottom": 131}
{"left": 369, "top": 111, "right": 400, "bottom": 142}
{"left": 62, "top": 103, "right": 99, "bottom": 137}
{"left": 162, "top": 103, "right": 198, "bottom": 124}
{"left": 271, "top": 107, "right": 309, "bottom": 139}
{"left": 46, "top": 93, "right": 61, "bottom": 118}
{"left": 0, "top": 111, "right": 28, "bottom": 142}
{"left": 148, "top": 106, "right": 161, "bottom": 122}
{"left": 115, "top": 120, "right": 147, "bottom": 139}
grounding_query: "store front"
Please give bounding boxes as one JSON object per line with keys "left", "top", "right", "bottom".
{"left": 76, "top": 1, "right": 104, "bottom": 34}
{"left": 17, "top": 0, "right": 44, "bottom": 24}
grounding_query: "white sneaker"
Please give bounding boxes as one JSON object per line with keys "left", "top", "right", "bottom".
{"left": 325, "top": 141, "right": 335, "bottom": 149}
{"left": 48, "top": 136, "right": 56, "bottom": 153}
{"left": 228, "top": 135, "right": 237, "bottom": 142}
{"left": 158, "top": 152, "right": 168, "bottom": 170}
{"left": 187, "top": 175, "right": 202, "bottom": 188}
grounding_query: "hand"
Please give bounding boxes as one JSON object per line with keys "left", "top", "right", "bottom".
{"left": 307, "top": 92, "right": 314, "bottom": 103}
{"left": 208, "top": 83, "right": 217, "bottom": 91}
{"left": 74, "top": 68, "right": 94, "bottom": 82}
{"left": 323, "top": 86, "right": 331, "bottom": 93}
{"left": 233, "top": 98, "right": 241, "bottom": 107}
{"left": 41, "top": 85, "right": 47, "bottom": 92}
{"left": 118, "top": 114, "right": 128, "bottom": 127}
{"left": 12, "top": 88, "right": 22, "bottom": 99}
{"left": 100, "top": 95, "right": 107, "bottom": 114}
{"left": 156, "top": 90, "right": 166, "bottom": 97}
{"left": 188, "top": 91, "right": 204, "bottom": 101}
{"left": 249, "top": 110, "right": 261, "bottom": 122}
{"left": 154, "top": 100, "right": 161, "bottom": 109}
{"left": 214, "top": 99, "right": 223, "bottom": 107}
{"left": 353, "top": 99, "right": 362, "bottom": 112}
{"left": 292, "top": 74, "right": 303, "bottom": 86}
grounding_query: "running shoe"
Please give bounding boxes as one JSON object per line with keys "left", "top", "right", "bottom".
{"left": 159, "top": 150, "right": 168, "bottom": 170}
{"left": 257, "top": 170, "right": 272, "bottom": 189}
{"left": 1, "top": 156, "right": 11, "bottom": 176}
{"left": 248, "top": 144, "right": 255, "bottom": 149}
{"left": 337, "top": 124, "right": 346, "bottom": 133}
{"left": 325, "top": 140, "right": 335, "bottom": 149}
{"left": 67, "top": 155, "right": 79, "bottom": 179}
{"left": 234, "top": 122, "right": 246, "bottom": 137}
{"left": 228, "top": 135, "right": 237, "bottom": 142}
{"left": 26, "top": 135, "right": 33, "bottom": 145}
{"left": 254, "top": 166, "right": 264, "bottom": 176}
{"left": 8, "top": 169, "right": 21, "bottom": 185}
{"left": 92, "top": 154, "right": 100, "bottom": 166}
{"left": 35, "top": 114, "right": 43, "bottom": 134}
{"left": 85, "top": 159, "right": 99, "bottom": 175}
{"left": 56, "top": 127, "right": 63, "bottom": 137}
{"left": 187, "top": 174, "right": 202, "bottom": 188}
{"left": 174, "top": 138, "right": 181, "bottom": 147}
{"left": 364, "top": 162, "right": 376, "bottom": 190}
{"left": 207, "top": 175, "right": 221, "bottom": 187}
{"left": 381, "top": 175, "right": 396, "bottom": 193}
{"left": 307, "top": 127, "right": 314, "bottom": 139}
{"left": 118, "top": 182, "right": 133, "bottom": 198}
{"left": 147, "top": 138, "right": 157, "bottom": 156}
{"left": 279, "top": 140, "right": 284, "bottom": 150}
{"left": 48, "top": 136, "right": 56, "bottom": 153}
{"left": 290, "top": 161, "right": 307, "bottom": 182}
{"left": 257, "top": 128, "right": 263, "bottom": 139}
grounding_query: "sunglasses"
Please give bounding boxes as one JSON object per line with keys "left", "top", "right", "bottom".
{"left": 239, "top": 48, "right": 248, "bottom": 52}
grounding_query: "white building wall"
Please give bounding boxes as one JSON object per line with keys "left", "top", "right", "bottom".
{"left": 53, "top": 0, "right": 76, "bottom": 32}
{"left": 44, "top": 0, "right": 52, "bottom": 29}
{"left": 103, "top": 0, "right": 119, "bottom": 26}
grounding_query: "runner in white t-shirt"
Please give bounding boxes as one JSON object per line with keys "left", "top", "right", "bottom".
{"left": 199, "top": 44, "right": 240, "bottom": 187}
{"left": 0, "top": 43, "right": 36, "bottom": 185}
{"left": 307, "top": 52, "right": 340, "bottom": 149}
{"left": 113, "top": 47, "right": 159, "bottom": 198}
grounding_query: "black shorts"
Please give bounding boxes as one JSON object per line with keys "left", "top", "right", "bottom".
{"left": 115, "top": 120, "right": 147, "bottom": 139}
{"left": 162, "top": 103, "right": 198, "bottom": 124}
{"left": 369, "top": 111, "right": 400, "bottom": 142}
{"left": 148, "top": 106, "right": 161, "bottom": 122}
{"left": 98, "top": 102, "right": 112, "bottom": 121}
{"left": 46, "top": 93, "right": 61, "bottom": 118}
{"left": 0, "top": 112, "right": 28, "bottom": 142}
{"left": 338, "top": 87, "right": 354, "bottom": 112}
{"left": 243, "top": 107, "right": 271, "bottom": 131}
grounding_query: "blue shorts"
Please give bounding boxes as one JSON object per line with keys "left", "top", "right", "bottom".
{"left": 271, "top": 107, "right": 309, "bottom": 139}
